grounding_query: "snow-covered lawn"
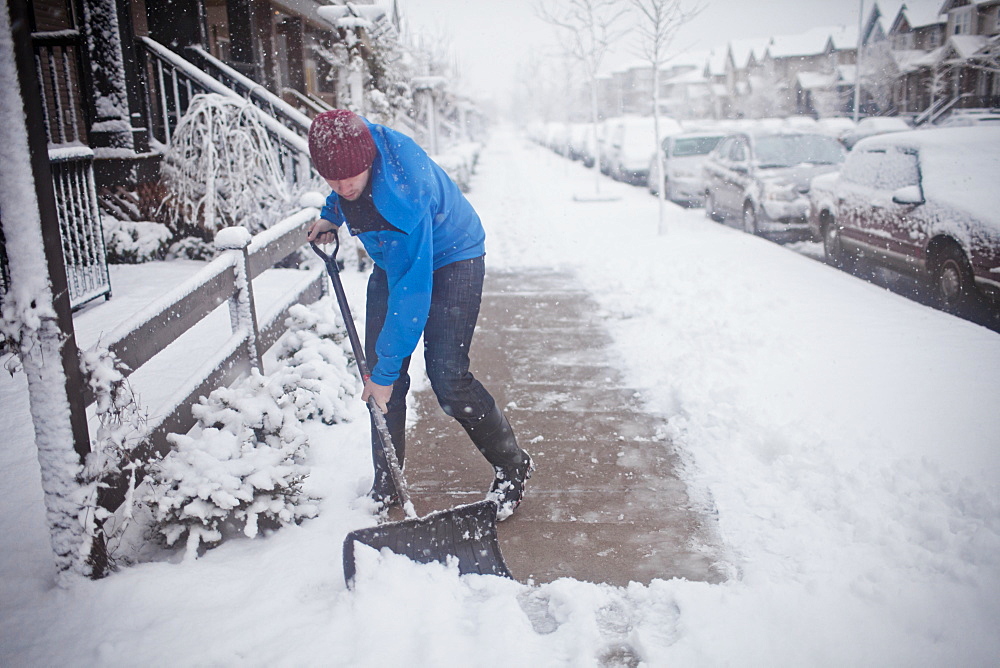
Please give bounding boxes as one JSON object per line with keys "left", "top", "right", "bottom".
{"left": 1, "top": 129, "right": 998, "bottom": 666}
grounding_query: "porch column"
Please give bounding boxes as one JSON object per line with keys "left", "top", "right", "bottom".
{"left": 78, "top": 0, "right": 134, "bottom": 150}
{"left": 226, "top": 0, "right": 277, "bottom": 90}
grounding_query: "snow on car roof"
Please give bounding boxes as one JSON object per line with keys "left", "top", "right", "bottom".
{"left": 857, "top": 127, "right": 1000, "bottom": 231}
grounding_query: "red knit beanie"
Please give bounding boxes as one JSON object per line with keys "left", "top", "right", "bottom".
{"left": 308, "top": 110, "right": 378, "bottom": 180}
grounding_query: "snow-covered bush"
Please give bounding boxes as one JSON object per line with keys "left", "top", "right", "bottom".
{"left": 271, "top": 300, "right": 359, "bottom": 425}
{"left": 144, "top": 370, "right": 319, "bottom": 559}
{"left": 101, "top": 214, "right": 172, "bottom": 263}
{"left": 434, "top": 142, "right": 482, "bottom": 192}
{"left": 165, "top": 236, "right": 217, "bottom": 261}
{"left": 160, "top": 94, "right": 292, "bottom": 239}
{"left": 143, "top": 295, "right": 358, "bottom": 558}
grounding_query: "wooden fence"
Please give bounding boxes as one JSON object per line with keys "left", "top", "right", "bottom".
{"left": 90, "top": 209, "right": 325, "bottom": 512}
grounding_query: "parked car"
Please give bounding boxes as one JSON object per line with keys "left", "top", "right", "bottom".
{"left": 647, "top": 131, "right": 725, "bottom": 205}
{"left": 938, "top": 110, "right": 1000, "bottom": 128}
{"left": 567, "top": 122, "right": 598, "bottom": 167}
{"left": 810, "top": 127, "right": 1000, "bottom": 313}
{"left": 816, "top": 116, "right": 857, "bottom": 142}
{"left": 603, "top": 115, "right": 682, "bottom": 184}
{"left": 702, "top": 129, "right": 846, "bottom": 241}
{"left": 841, "top": 116, "right": 910, "bottom": 149}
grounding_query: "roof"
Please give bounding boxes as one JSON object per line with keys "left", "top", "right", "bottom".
{"left": 728, "top": 37, "right": 770, "bottom": 68}
{"left": 947, "top": 34, "right": 989, "bottom": 60}
{"left": 892, "top": 48, "right": 939, "bottom": 72}
{"left": 766, "top": 25, "right": 856, "bottom": 58}
{"left": 884, "top": 0, "right": 946, "bottom": 32}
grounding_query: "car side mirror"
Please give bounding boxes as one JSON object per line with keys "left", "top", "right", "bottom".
{"left": 732, "top": 163, "right": 747, "bottom": 174}
{"left": 891, "top": 185, "right": 924, "bottom": 206}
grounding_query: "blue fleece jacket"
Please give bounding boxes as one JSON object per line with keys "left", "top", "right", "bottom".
{"left": 319, "top": 120, "right": 486, "bottom": 385}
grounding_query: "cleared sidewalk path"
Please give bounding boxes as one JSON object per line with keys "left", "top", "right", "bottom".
{"left": 399, "top": 267, "right": 726, "bottom": 586}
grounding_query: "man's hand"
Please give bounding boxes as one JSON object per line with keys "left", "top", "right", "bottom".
{"left": 307, "top": 218, "right": 338, "bottom": 244}
{"left": 362, "top": 378, "right": 393, "bottom": 414}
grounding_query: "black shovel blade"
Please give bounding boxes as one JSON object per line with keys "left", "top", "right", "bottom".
{"left": 343, "top": 499, "right": 513, "bottom": 586}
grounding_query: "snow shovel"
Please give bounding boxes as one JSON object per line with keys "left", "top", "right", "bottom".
{"left": 310, "top": 240, "right": 513, "bottom": 587}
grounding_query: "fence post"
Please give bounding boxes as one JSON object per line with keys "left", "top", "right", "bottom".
{"left": 215, "top": 226, "right": 262, "bottom": 371}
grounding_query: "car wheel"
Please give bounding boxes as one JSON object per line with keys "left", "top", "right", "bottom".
{"left": 822, "top": 217, "right": 848, "bottom": 268}
{"left": 932, "top": 243, "right": 977, "bottom": 314}
{"left": 705, "top": 190, "right": 721, "bottom": 221}
{"left": 742, "top": 203, "right": 758, "bottom": 235}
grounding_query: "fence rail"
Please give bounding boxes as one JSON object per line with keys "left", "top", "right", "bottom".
{"left": 91, "top": 209, "right": 325, "bottom": 512}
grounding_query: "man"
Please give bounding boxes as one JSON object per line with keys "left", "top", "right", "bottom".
{"left": 306, "top": 110, "right": 533, "bottom": 520}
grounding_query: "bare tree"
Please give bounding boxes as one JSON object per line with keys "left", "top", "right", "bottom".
{"left": 536, "top": 0, "right": 630, "bottom": 196}
{"left": 629, "top": 0, "right": 701, "bottom": 233}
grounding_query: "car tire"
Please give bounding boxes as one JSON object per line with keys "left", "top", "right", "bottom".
{"left": 932, "top": 243, "right": 978, "bottom": 315}
{"left": 705, "top": 190, "right": 721, "bottom": 222}
{"left": 742, "top": 203, "right": 758, "bottom": 235}
{"left": 822, "top": 217, "right": 849, "bottom": 269}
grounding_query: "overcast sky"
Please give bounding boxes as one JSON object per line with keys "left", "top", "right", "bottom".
{"left": 400, "top": 0, "right": 937, "bottom": 101}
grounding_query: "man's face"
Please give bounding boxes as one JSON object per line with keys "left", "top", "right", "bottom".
{"left": 326, "top": 169, "right": 370, "bottom": 201}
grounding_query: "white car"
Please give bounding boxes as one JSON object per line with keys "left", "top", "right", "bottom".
{"left": 647, "top": 132, "right": 725, "bottom": 206}
{"left": 842, "top": 116, "right": 910, "bottom": 149}
{"left": 603, "top": 115, "right": 682, "bottom": 184}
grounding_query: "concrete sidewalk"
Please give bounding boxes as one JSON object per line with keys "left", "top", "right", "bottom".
{"left": 396, "top": 268, "right": 726, "bottom": 586}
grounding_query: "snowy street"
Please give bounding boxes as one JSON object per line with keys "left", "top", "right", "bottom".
{"left": 2, "top": 128, "right": 999, "bottom": 666}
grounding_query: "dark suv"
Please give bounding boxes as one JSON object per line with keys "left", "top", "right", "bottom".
{"left": 703, "top": 129, "right": 845, "bottom": 241}
{"left": 812, "top": 127, "right": 1000, "bottom": 313}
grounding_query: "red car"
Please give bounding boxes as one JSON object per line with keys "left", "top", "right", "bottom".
{"left": 812, "top": 127, "right": 1000, "bottom": 314}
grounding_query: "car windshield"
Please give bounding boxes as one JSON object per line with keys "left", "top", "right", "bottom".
{"left": 671, "top": 136, "right": 722, "bottom": 157}
{"left": 754, "top": 134, "right": 844, "bottom": 168}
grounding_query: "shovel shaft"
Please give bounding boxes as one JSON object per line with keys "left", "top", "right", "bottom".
{"left": 311, "top": 241, "right": 414, "bottom": 516}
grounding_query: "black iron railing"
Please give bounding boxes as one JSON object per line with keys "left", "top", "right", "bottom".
{"left": 48, "top": 147, "right": 111, "bottom": 309}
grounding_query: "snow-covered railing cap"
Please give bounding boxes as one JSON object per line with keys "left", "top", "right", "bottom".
{"left": 215, "top": 226, "right": 253, "bottom": 251}
{"left": 317, "top": 5, "right": 387, "bottom": 25}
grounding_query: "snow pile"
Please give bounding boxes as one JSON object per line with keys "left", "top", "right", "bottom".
{"left": 434, "top": 141, "right": 482, "bottom": 192}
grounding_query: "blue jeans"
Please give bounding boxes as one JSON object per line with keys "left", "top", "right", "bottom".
{"left": 365, "top": 255, "right": 497, "bottom": 430}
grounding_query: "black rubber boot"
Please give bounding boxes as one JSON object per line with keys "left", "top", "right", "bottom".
{"left": 463, "top": 404, "right": 534, "bottom": 520}
{"left": 488, "top": 454, "right": 534, "bottom": 521}
{"left": 369, "top": 409, "right": 406, "bottom": 512}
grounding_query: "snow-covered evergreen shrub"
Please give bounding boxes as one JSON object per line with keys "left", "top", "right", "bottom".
{"left": 144, "top": 370, "right": 320, "bottom": 559}
{"left": 160, "top": 94, "right": 292, "bottom": 239}
{"left": 272, "top": 300, "right": 358, "bottom": 424}
{"left": 165, "top": 236, "right": 217, "bottom": 261}
{"left": 143, "top": 295, "right": 357, "bottom": 558}
{"left": 101, "top": 214, "right": 172, "bottom": 263}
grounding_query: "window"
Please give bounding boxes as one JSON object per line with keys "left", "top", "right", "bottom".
{"left": 730, "top": 138, "right": 748, "bottom": 162}
{"left": 877, "top": 150, "right": 919, "bottom": 190}
{"left": 953, "top": 7, "right": 973, "bottom": 35}
{"left": 841, "top": 149, "right": 885, "bottom": 185}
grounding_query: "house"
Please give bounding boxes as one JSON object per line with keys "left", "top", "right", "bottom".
{"left": 0, "top": 0, "right": 475, "bottom": 578}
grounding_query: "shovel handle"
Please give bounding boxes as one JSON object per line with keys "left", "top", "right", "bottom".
{"left": 310, "top": 239, "right": 414, "bottom": 516}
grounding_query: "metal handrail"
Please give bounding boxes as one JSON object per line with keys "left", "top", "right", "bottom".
{"left": 183, "top": 45, "right": 314, "bottom": 136}
{"left": 137, "top": 37, "right": 317, "bottom": 189}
